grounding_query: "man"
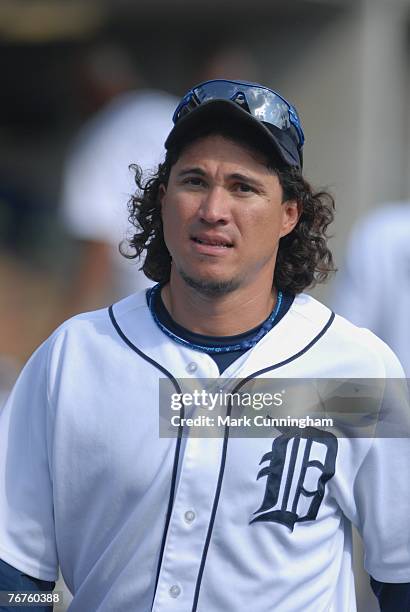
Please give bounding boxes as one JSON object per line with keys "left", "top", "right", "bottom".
{"left": 1, "top": 80, "right": 409, "bottom": 611}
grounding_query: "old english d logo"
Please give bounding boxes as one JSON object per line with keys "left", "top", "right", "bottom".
{"left": 250, "top": 427, "right": 338, "bottom": 531}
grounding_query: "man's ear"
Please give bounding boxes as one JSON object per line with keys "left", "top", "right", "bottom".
{"left": 159, "top": 184, "right": 167, "bottom": 213}
{"left": 280, "top": 200, "right": 301, "bottom": 238}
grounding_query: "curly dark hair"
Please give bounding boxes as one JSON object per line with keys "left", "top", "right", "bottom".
{"left": 122, "top": 122, "right": 336, "bottom": 294}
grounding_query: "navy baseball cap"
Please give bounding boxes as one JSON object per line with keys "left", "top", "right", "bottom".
{"left": 165, "top": 79, "right": 304, "bottom": 169}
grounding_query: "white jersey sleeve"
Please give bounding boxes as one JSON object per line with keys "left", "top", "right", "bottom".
{"left": 0, "top": 339, "right": 58, "bottom": 581}
{"left": 355, "top": 434, "right": 410, "bottom": 582}
{"left": 330, "top": 328, "right": 410, "bottom": 582}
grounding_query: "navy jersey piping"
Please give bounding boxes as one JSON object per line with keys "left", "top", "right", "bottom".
{"left": 191, "top": 311, "right": 335, "bottom": 611}
{"left": 108, "top": 305, "right": 184, "bottom": 610}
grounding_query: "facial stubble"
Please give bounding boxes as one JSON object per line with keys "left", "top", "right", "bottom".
{"left": 178, "top": 265, "right": 242, "bottom": 297}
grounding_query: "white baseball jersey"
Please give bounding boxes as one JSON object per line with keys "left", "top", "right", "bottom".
{"left": 0, "top": 291, "right": 409, "bottom": 611}
{"left": 332, "top": 202, "right": 410, "bottom": 376}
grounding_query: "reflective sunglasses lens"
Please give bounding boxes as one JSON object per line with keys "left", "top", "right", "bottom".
{"left": 193, "top": 81, "right": 241, "bottom": 103}
{"left": 241, "top": 88, "right": 291, "bottom": 130}
{"left": 193, "top": 82, "right": 297, "bottom": 136}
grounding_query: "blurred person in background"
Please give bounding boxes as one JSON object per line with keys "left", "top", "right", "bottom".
{"left": 59, "top": 43, "right": 178, "bottom": 316}
{"left": 332, "top": 202, "right": 410, "bottom": 376}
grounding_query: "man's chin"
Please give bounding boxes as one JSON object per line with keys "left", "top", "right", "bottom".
{"left": 179, "top": 269, "right": 241, "bottom": 297}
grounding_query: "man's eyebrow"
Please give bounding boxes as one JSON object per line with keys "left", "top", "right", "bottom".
{"left": 229, "top": 173, "right": 266, "bottom": 189}
{"left": 176, "top": 167, "right": 206, "bottom": 177}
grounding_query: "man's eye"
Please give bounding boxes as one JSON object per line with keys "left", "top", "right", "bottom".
{"left": 184, "top": 177, "right": 205, "bottom": 187}
{"left": 236, "top": 183, "right": 255, "bottom": 193}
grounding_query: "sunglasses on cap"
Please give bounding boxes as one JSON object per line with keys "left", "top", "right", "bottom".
{"left": 170, "top": 79, "right": 305, "bottom": 168}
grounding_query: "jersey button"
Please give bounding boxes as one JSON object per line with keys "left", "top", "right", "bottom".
{"left": 169, "top": 584, "right": 181, "bottom": 598}
{"left": 186, "top": 362, "right": 198, "bottom": 373}
{"left": 184, "top": 510, "right": 196, "bottom": 523}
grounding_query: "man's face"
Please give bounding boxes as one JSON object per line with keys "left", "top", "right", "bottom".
{"left": 160, "top": 134, "right": 299, "bottom": 296}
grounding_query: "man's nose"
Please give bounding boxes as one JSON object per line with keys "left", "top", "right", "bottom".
{"left": 198, "top": 186, "right": 231, "bottom": 224}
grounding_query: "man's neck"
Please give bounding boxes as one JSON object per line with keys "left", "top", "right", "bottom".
{"left": 161, "top": 273, "right": 277, "bottom": 337}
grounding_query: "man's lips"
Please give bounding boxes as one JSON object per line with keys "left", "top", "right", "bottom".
{"left": 190, "top": 234, "right": 234, "bottom": 248}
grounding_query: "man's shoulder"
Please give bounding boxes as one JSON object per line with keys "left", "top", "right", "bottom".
{"left": 12, "top": 291, "right": 153, "bottom": 396}
{"left": 291, "top": 292, "right": 331, "bottom": 322}
{"left": 49, "top": 291, "right": 149, "bottom": 346}
{"left": 294, "top": 292, "right": 381, "bottom": 339}
{"left": 288, "top": 292, "right": 366, "bottom": 347}
{"left": 293, "top": 293, "right": 405, "bottom": 376}
{"left": 332, "top": 310, "right": 405, "bottom": 378}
